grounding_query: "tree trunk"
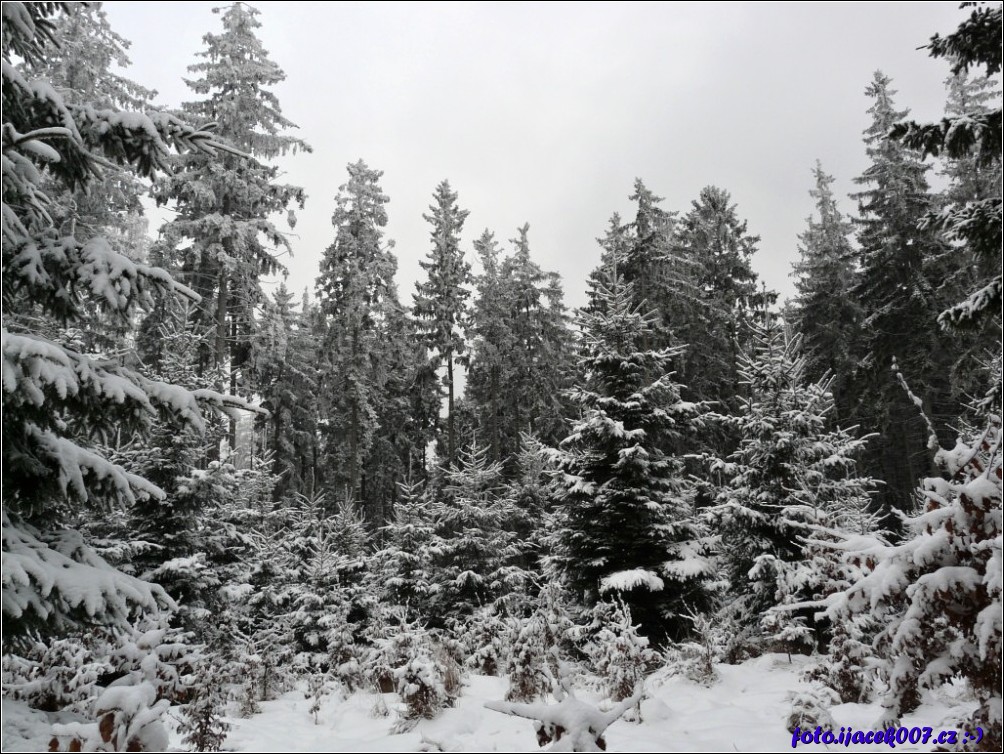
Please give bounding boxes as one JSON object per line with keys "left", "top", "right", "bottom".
{"left": 447, "top": 348, "right": 455, "bottom": 467}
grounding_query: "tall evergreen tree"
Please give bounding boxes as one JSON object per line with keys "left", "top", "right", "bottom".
{"left": 315, "top": 160, "right": 399, "bottom": 511}
{"left": 413, "top": 180, "right": 471, "bottom": 467}
{"left": 466, "top": 230, "right": 515, "bottom": 465}
{"left": 789, "top": 162, "right": 861, "bottom": 420}
{"left": 889, "top": 7, "right": 1001, "bottom": 404}
{"left": 679, "top": 186, "right": 770, "bottom": 413}
{"left": 254, "top": 284, "right": 318, "bottom": 499}
{"left": 153, "top": 2, "right": 309, "bottom": 419}
{"left": 466, "top": 226, "right": 573, "bottom": 469}
{"left": 888, "top": 1, "right": 1001, "bottom": 333}
{"left": 551, "top": 263, "right": 710, "bottom": 643}
{"left": 847, "top": 71, "right": 957, "bottom": 514}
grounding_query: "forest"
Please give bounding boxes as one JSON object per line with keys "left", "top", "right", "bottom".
{"left": 1, "top": 2, "right": 1000, "bottom": 751}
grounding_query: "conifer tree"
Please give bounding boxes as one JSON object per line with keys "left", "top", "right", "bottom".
{"left": 2, "top": 1, "right": 246, "bottom": 639}
{"left": 705, "top": 320, "right": 877, "bottom": 652}
{"left": 316, "top": 160, "right": 398, "bottom": 507}
{"left": 375, "top": 478, "right": 437, "bottom": 620}
{"left": 889, "top": 1, "right": 1001, "bottom": 335}
{"left": 847, "top": 71, "right": 958, "bottom": 514}
{"left": 254, "top": 284, "right": 318, "bottom": 498}
{"left": 551, "top": 263, "right": 710, "bottom": 643}
{"left": 678, "top": 186, "right": 770, "bottom": 412}
{"left": 428, "top": 443, "right": 527, "bottom": 622}
{"left": 467, "top": 227, "right": 573, "bottom": 468}
{"left": 26, "top": 1, "right": 155, "bottom": 274}
{"left": 789, "top": 162, "right": 861, "bottom": 420}
{"left": 413, "top": 180, "right": 472, "bottom": 467}
{"left": 153, "top": 2, "right": 309, "bottom": 413}
{"left": 821, "top": 391, "right": 1001, "bottom": 749}
{"left": 466, "top": 230, "right": 514, "bottom": 464}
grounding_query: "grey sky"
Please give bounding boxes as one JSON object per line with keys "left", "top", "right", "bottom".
{"left": 105, "top": 1, "right": 967, "bottom": 310}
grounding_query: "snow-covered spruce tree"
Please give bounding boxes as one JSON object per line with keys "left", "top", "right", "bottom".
{"left": 889, "top": 3, "right": 1001, "bottom": 407}
{"left": 315, "top": 160, "right": 399, "bottom": 510}
{"left": 375, "top": 477, "right": 437, "bottom": 621}
{"left": 24, "top": 2, "right": 156, "bottom": 361}
{"left": 504, "top": 583, "right": 577, "bottom": 703}
{"left": 254, "top": 284, "right": 319, "bottom": 500}
{"left": 789, "top": 162, "right": 862, "bottom": 421}
{"left": 428, "top": 442, "right": 528, "bottom": 623}
{"left": 704, "top": 319, "right": 877, "bottom": 654}
{"left": 508, "top": 433, "right": 558, "bottom": 580}
{"left": 114, "top": 308, "right": 233, "bottom": 631}
{"left": 583, "top": 182, "right": 701, "bottom": 375}
{"left": 846, "top": 71, "right": 958, "bottom": 517}
{"left": 820, "top": 377, "right": 1001, "bottom": 748}
{"left": 890, "top": 3, "right": 1001, "bottom": 332}
{"left": 287, "top": 498, "right": 373, "bottom": 693}
{"left": 583, "top": 598, "right": 656, "bottom": 713}
{"left": 152, "top": 1, "right": 309, "bottom": 418}
{"left": 2, "top": 1, "right": 246, "bottom": 642}
{"left": 678, "top": 185, "right": 772, "bottom": 415}
{"left": 466, "top": 227, "right": 574, "bottom": 468}
{"left": 551, "top": 261, "right": 710, "bottom": 644}
{"left": 413, "top": 180, "right": 472, "bottom": 467}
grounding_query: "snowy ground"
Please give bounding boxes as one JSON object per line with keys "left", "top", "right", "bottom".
{"left": 3, "top": 655, "right": 976, "bottom": 752}
{"left": 191, "top": 655, "right": 975, "bottom": 752}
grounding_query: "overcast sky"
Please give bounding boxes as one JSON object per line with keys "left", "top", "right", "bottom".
{"left": 105, "top": 1, "right": 967, "bottom": 310}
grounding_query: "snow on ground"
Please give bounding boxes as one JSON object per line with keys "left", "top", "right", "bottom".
{"left": 155, "top": 654, "right": 975, "bottom": 752}
{"left": 2, "top": 655, "right": 977, "bottom": 752}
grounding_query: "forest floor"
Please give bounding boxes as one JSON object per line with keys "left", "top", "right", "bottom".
{"left": 2, "top": 654, "right": 976, "bottom": 752}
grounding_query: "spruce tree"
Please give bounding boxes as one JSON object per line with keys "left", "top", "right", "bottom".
{"left": 466, "top": 230, "right": 515, "bottom": 465}
{"left": 789, "top": 162, "right": 861, "bottom": 420}
{"left": 153, "top": 1, "right": 309, "bottom": 416}
{"left": 705, "top": 320, "right": 877, "bottom": 652}
{"left": 316, "top": 160, "right": 398, "bottom": 508}
{"left": 821, "top": 393, "right": 1001, "bottom": 749}
{"left": 254, "top": 284, "right": 318, "bottom": 499}
{"left": 428, "top": 443, "right": 527, "bottom": 623}
{"left": 2, "top": 1, "right": 245, "bottom": 639}
{"left": 375, "top": 478, "right": 437, "bottom": 620}
{"left": 413, "top": 180, "right": 472, "bottom": 467}
{"left": 847, "top": 71, "right": 958, "bottom": 514}
{"left": 678, "top": 185, "right": 770, "bottom": 413}
{"left": 467, "top": 226, "right": 573, "bottom": 468}
{"left": 551, "top": 263, "right": 709, "bottom": 643}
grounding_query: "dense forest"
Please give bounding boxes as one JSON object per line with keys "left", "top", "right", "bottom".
{"left": 2, "top": 2, "right": 1000, "bottom": 751}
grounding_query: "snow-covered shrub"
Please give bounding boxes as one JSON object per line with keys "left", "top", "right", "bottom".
{"left": 584, "top": 599, "right": 656, "bottom": 708}
{"left": 305, "top": 671, "right": 333, "bottom": 725}
{"left": 803, "top": 613, "right": 878, "bottom": 703}
{"left": 49, "top": 682, "right": 170, "bottom": 752}
{"left": 2, "top": 635, "right": 111, "bottom": 714}
{"left": 506, "top": 584, "right": 578, "bottom": 703}
{"left": 105, "top": 623, "right": 198, "bottom": 704}
{"left": 663, "top": 610, "right": 725, "bottom": 685}
{"left": 433, "top": 634, "right": 465, "bottom": 699}
{"left": 392, "top": 652, "right": 452, "bottom": 732}
{"left": 462, "top": 608, "right": 509, "bottom": 676}
{"left": 365, "top": 609, "right": 457, "bottom": 731}
{"left": 786, "top": 683, "right": 839, "bottom": 734}
{"left": 177, "top": 661, "right": 230, "bottom": 752}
